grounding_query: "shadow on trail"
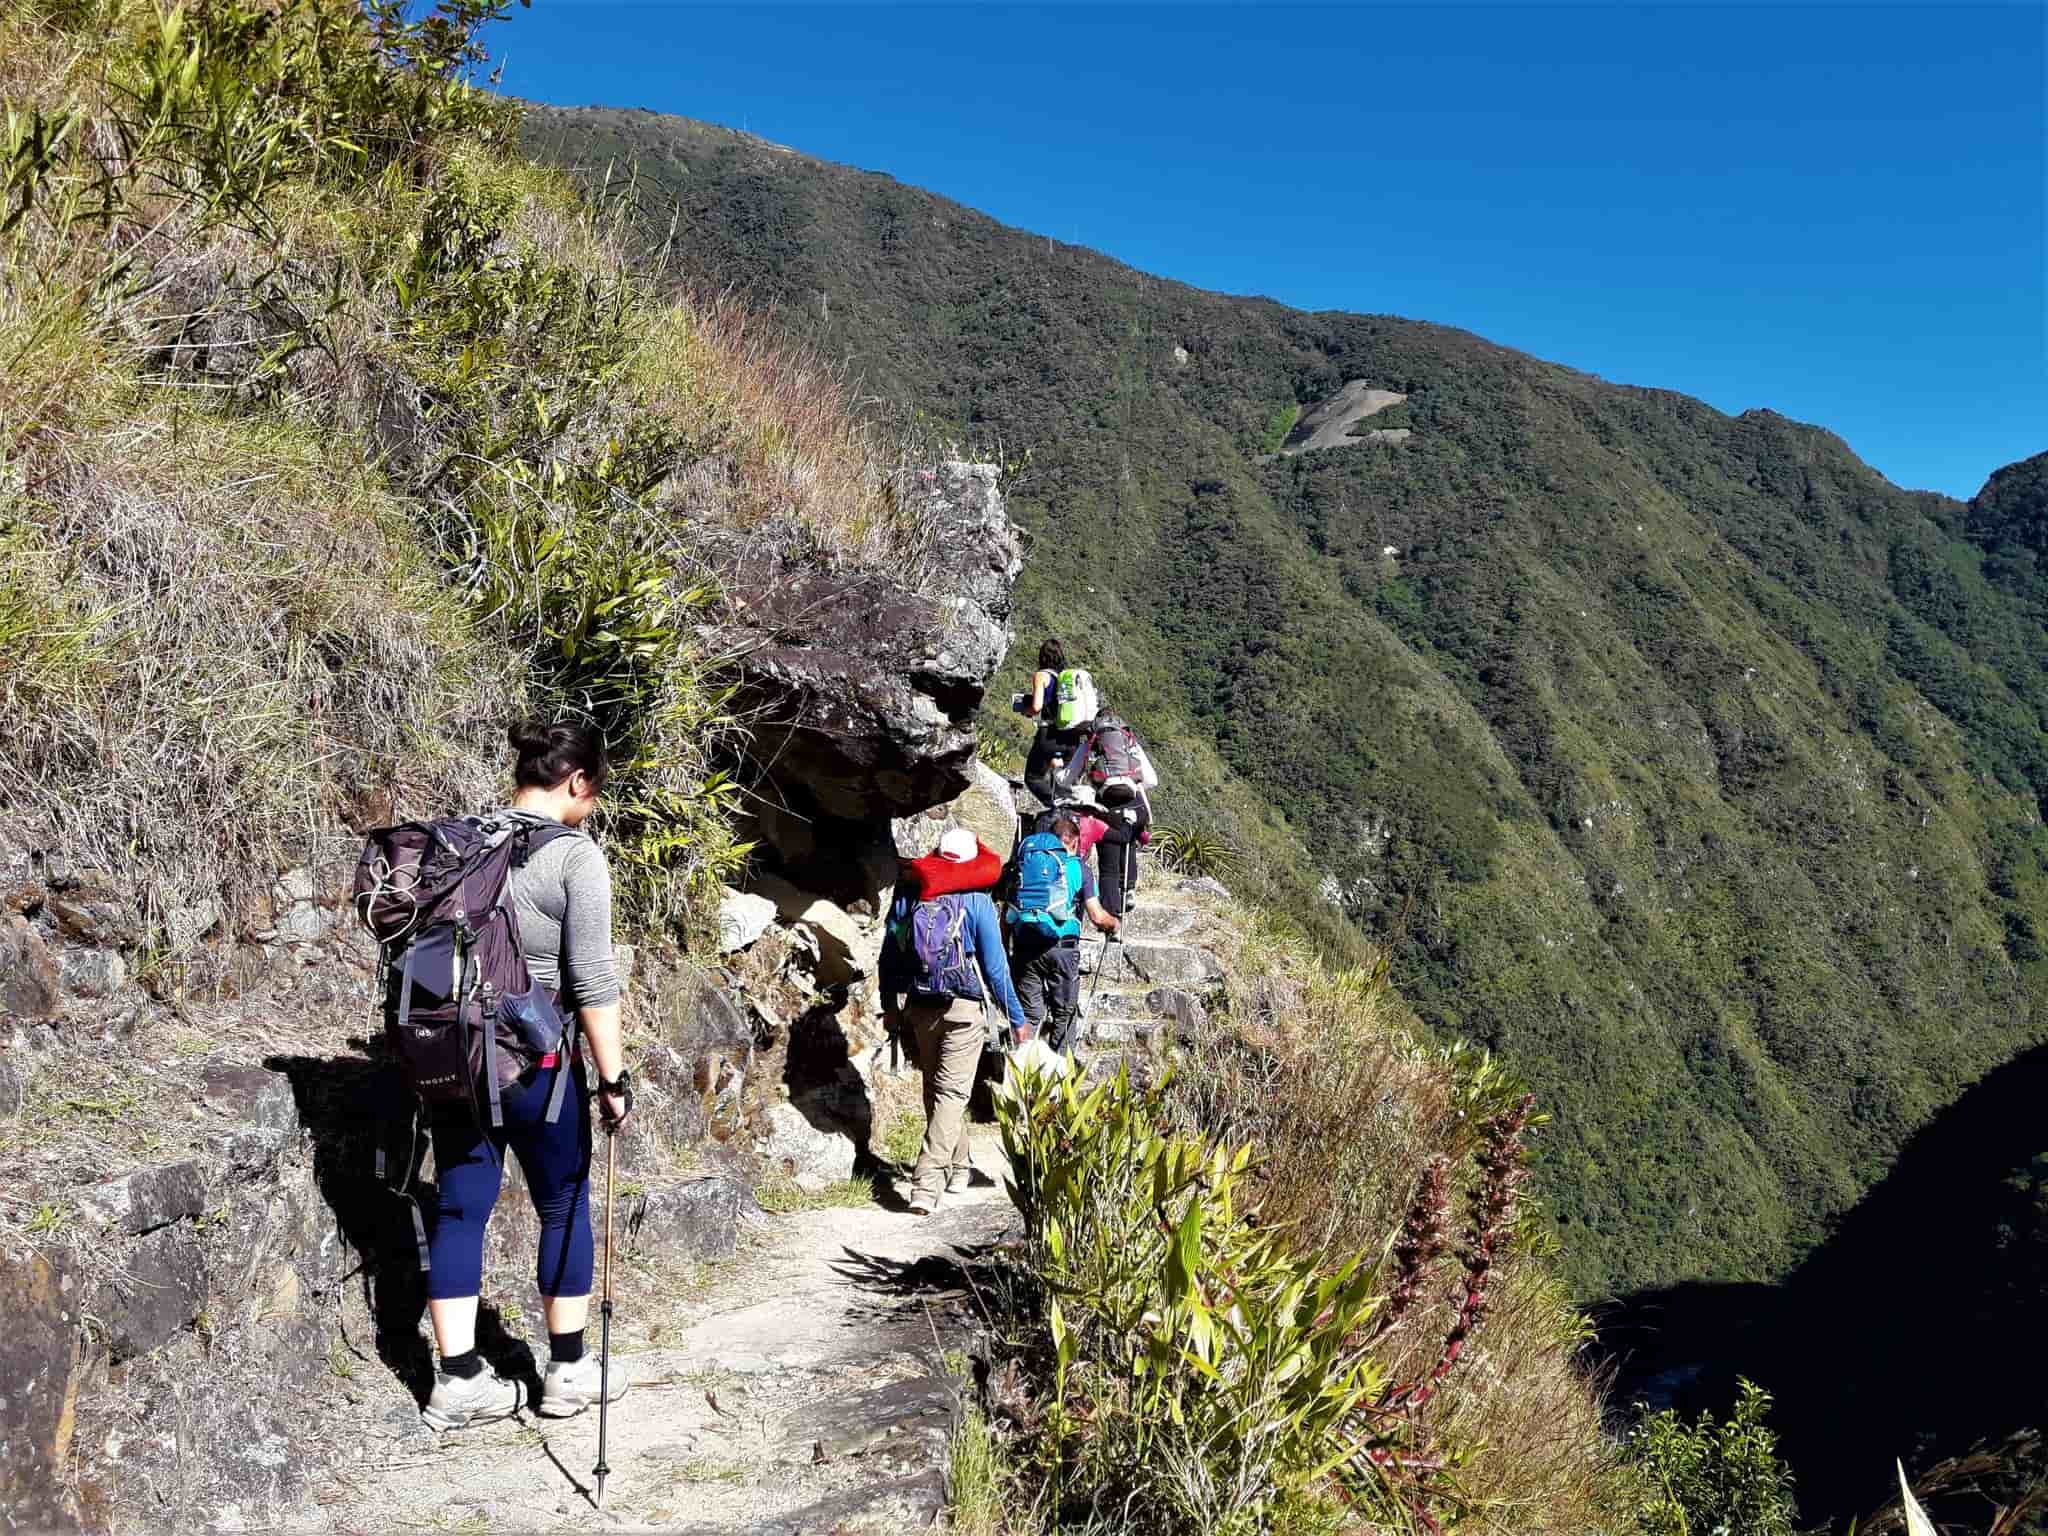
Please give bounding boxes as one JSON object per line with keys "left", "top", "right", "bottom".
{"left": 1599, "top": 1041, "right": 2048, "bottom": 1523}
{"left": 828, "top": 1240, "right": 1001, "bottom": 1300}
{"left": 266, "top": 1046, "right": 534, "bottom": 1406}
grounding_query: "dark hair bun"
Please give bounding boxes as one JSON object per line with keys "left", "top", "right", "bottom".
{"left": 508, "top": 718, "right": 610, "bottom": 793}
{"left": 508, "top": 718, "right": 553, "bottom": 755}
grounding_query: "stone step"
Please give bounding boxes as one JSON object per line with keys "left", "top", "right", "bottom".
{"left": 1079, "top": 1014, "right": 1159, "bottom": 1045}
{"left": 1117, "top": 903, "right": 1200, "bottom": 940}
{"left": 1079, "top": 938, "right": 1220, "bottom": 987}
{"left": 1078, "top": 1047, "right": 1167, "bottom": 1088}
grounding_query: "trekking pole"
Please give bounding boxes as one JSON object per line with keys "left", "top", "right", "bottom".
{"left": 1080, "top": 929, "right": 1115, "bottom": 1048}
{"left": 592, "top": 1127, "right": 616, "bottom": 1508}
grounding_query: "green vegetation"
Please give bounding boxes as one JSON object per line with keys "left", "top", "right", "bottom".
{"left": 878, "top": 1106, "right": 927, "bottom": 1168}
{"left": 0, "top": 0, "right": 907, "bottom": 963}
{"left": 1347, "top": 399, "right": 1412, "bottom": 436}
{"left": 947, "top": 1400, "right": 1020, "bottom": 1536}
{"left": 1621, "top": 1382, "right": 1799, "bottom": 1536}
{"left": 1152, "top": 823, "right": 1242, "bottom": 882}
{"left": 995, "top": 1063, "right": 1388, "bottom": 1533}
{"left": 753, "top": 1173, "right": 876, "bottom": 1213}
{"left": 527, "top": 103, "right": 2048, "bottom": 1297}
{"left": 1262, "top": 401, "right": 1301, "bottom": 454}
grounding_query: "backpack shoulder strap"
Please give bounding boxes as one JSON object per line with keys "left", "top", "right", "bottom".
{"left": 501, "top": 814, "right": 576, "bottom": 866}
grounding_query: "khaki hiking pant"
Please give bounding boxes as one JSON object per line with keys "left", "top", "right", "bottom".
{"left": 907, "top": 996, "right": 986, "bottom": 1200}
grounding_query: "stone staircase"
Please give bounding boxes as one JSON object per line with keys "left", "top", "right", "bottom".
{"left": 1070, "top": 854, "right": 1230, "bottom": 1076}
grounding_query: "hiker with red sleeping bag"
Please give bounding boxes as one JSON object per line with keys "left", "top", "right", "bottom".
{"left": 901, "top": 834, "right": 1002, "bottom": 899}
{"left": 881, "top": 828, "right": 1028, "bottom": 1216}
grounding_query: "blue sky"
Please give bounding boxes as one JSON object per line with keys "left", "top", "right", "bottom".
{"left": 495, "top": 3, "right": 2045, "bottom": 499}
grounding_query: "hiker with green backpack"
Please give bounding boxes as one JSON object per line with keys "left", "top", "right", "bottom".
{"left": 881, "top": 828, "right": 1031, "bottom": 1217}
{"left": 353, "top": 721, "right": 632, "bottom": 1432}
{"left": 1016, "top": 637, "right": 1099, "bottom": 809}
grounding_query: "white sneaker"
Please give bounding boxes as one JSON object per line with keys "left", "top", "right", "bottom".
{"left": 538, "top": 1354, "right": 627, "bottom": 1418}
{"left": 422, "top": 1364, "right": 522, "bottom": 1431}
{"left": 907, "top": 1189, "right": 940, "bottom": 1216}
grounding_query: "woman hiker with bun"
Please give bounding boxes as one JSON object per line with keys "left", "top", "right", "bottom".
{"left": 1018, "top": 637, "right": 1093, "bottom": 810}
{"left": 420, "top": 721, "right": 634, "bottom": 1431}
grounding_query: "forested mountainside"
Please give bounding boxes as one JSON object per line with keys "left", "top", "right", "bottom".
{"left": 523, "top": 105, "right": 2048, "bottom": 1296}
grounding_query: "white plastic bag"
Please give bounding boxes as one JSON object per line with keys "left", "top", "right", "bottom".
{"left": 1006, "top": 1035, "right": 1072, "bottom": 1084}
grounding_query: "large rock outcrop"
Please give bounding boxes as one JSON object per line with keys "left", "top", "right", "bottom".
{"left": 706, "top": 463, "right": 1022, "bottom": 835}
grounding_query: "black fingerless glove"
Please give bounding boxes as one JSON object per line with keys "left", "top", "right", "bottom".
{"left": 595, "top": 1069, "right": 633, "bottom": 1126}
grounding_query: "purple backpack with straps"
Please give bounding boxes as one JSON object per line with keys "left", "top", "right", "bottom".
{"left": 909, "top": 893, "right": 984, "bottom": 1001}
{"left": 352, "top": 814, "right": 576, "bottom": 1129}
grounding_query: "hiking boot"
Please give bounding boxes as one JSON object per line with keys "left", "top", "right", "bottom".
{"left": 538, "top": 1355, "right": 627, "bottom": 1419}
{"left": 422, "top": 1365, "right": 522, "bottom": 1431}
{"left": 907, "top": 1189, "right": 940, "bottom": 1216}
{"left": 945, "top": 1165, "right": 975, "bottom": 1196}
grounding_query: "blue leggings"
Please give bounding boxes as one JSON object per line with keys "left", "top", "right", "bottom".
{"left": 427, "top": 1062, "right": 594, "bottom": 1301}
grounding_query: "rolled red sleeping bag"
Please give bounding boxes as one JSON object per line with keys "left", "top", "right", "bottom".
{"left": 902, "top": 839, "right": 1003, "bottom": 899}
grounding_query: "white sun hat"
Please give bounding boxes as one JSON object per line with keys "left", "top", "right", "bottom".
{"left": 936, "top": 827, "right": 978, "bottom": 863}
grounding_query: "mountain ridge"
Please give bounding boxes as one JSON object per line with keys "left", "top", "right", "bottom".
{"left": 523, "top": 101, "right": 2048, "bottom": 1297}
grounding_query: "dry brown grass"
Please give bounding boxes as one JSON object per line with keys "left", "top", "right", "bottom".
{"left": 1165, "top": 915, "right": 1636, "bottom": 1534}
{"left": 627, "top": 290, "right": 942, "bottom": 575}
{"left": 1, "top": 296, "right": 509, "bottom": 960}
{"left": 0, "top": 0, "right": 952, "bottom": 958}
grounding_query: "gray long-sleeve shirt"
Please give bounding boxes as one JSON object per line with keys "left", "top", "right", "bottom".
{"left": 500, "top": 810, "right": 619, "bottom": 1008}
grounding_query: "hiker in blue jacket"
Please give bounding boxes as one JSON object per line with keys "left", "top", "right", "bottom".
{"left": 1007, "top": 814, "right": 1119, "bottom": 1056}
{"left": 880, "top": 829, "right": 1030, "bottom": 1216}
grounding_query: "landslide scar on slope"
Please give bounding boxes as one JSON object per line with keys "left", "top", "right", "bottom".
{"left": 1280, "top": 380, "right": 1411, "bottom": 454}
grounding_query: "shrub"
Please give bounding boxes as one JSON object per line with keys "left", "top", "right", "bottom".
{"left": 1622, "top": 1380, "right": 1800, "bottom": 1536}
{"left": 994, "top": 1060, "right": 1393, "bottom": 1534}
{"left": 1154, "top": 822, "right": 1242, "bottom": 882}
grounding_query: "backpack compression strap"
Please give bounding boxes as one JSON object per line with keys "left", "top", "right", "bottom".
{"left": 384, "top": 960, "right": 434, "bottom": 1272}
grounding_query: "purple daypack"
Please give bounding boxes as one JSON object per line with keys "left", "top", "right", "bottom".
{"left": 353, "top": 815, "right": 575, "bottom": 1129}
{"left": 909, "top": 893, "right": 983, "bottom": 1001}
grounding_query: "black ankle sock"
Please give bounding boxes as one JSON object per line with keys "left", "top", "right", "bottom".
{"left": 549, "top": 1329, "right": 585, "bottom": 1365}
{"left": 440, "top": 1348, "right": 483, "bottom": 1380}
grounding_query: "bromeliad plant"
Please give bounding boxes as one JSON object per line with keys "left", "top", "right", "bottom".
{"left": 994, "top": 1061, "right": 1398, "bottom": 1534}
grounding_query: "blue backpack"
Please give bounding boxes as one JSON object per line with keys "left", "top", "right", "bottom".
{"left": 1008, "top": 833, "right": 1080, "bottom": 941}
{"left": 903, "top": 893, "right": 984, "bottom": 1001}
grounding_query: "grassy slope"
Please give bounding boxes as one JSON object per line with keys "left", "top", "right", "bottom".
{"left": 1, "top": 3, "right": 922, "bottom": 970}
{"left": 525, "top": 106, "right": 2048, "bottom": 1296}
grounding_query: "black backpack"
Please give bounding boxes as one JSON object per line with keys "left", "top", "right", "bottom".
{"left": 353, "top": 814, "right": 577, "bottom": 1130}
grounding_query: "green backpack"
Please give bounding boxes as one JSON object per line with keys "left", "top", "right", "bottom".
{"left": 1053, "top": 667, "right": 1099, "bottom": 730}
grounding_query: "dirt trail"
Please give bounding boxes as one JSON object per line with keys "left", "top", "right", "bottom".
{"left": 317, "top": 1134, "right": 1016, "bottom": 1535}
{"left": 311, "top": 860, "right": 1225, "bottom": 1534}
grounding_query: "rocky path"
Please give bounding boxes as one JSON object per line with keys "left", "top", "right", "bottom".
{"left": 316, "top": 1131, "right": 1016, "bottom": 1535}
{"left": 307, "top": 857, "right": 1225, "bottom": 1535}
